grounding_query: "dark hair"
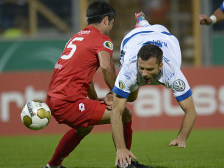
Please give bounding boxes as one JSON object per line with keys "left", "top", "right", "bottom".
{"left": 86, "top": 1, "right": 116, "bottom": 25}
{"left": 137, "top": 44, "right": 163, "bottom": 64}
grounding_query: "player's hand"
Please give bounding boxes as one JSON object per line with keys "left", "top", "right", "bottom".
{"left": 169, "top": 139, "right": 186, "bottom": 148}
{"left": 115, "top": 148, "right": 137, "bottom": 167}
{"left": 199, "top": 15, "right": 212, "bottom": 25}
{"left": 101, "top": 91, "right": 113, "bottom": 110}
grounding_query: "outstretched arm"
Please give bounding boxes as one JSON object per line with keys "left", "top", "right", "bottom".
{"left": 169, "top": 95, "right": 197, "bottom": 148}
{"left": 111, "top": 94, "right": 136, "bottom": 167}
{"left": 200, "top": 8, "right": 224, "bottom": 25}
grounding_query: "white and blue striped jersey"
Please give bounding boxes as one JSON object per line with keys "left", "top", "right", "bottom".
{"left": 220, "top": 1, "right": 224, "bottom": 12}
{"left": 112, "top": 24, "right": 192, "bottom": 102}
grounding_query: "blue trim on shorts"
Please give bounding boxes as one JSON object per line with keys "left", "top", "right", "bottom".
{"left": 220, "top": 2, "right": 224, "bottom": 12}
{"left": 112, "top": 86, "right": 130, "bottom": 99}
{"left": 175, "top": 89, "right": 192, "bottom": 102}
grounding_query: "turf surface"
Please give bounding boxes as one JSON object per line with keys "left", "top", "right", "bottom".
{"left": 0, "top": 129, "right": 224, "bottom": 168}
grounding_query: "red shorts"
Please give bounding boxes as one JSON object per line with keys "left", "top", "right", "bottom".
{"left": 46, "top": 95, "right": 106, "bottom": 129}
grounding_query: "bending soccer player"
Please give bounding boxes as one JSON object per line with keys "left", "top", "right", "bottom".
{"left": 111, "top": 12, "right": 197, "bottom": 168}
{"left": 43, "top": 1, "right": 133, "bottom": 168}
{"left": 199, "top": 1, "right": 224, "bottom": 25}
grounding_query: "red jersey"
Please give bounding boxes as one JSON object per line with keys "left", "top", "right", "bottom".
{"left": 48, "top": 26, "right": 113, "bottom": 101}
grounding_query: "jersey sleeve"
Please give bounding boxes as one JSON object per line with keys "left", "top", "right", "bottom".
{"left": 220, "top": 1, "right": 224, "bottom": 12}
{"left": 112, "top": 79, "right": 131, "bottom": 99}
{"left": 112, "top": 63, "right": 138, "bottom": 99}
{"left": 95, "top": 36, "right": 113, "bottom": 56}
{"left": 170, "top": 68, "right": 192, "bottom": 102}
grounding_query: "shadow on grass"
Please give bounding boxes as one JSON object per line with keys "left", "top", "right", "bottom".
{"left": 70, "top": 166, "right": 170, "bottom": 168}
{"left": 70, "top": 167, "right": 103, "bottom": 168}
{"left": 69, "top": 167, "right": 114, "bottom": 168}
{"left": 70, "top": 167, "right": 114, "bottom": 168}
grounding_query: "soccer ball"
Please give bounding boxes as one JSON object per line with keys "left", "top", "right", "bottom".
{"left": 21, "top": 100, "right": 51, "bottom": 130}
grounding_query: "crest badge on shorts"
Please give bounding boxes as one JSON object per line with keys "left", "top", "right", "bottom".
{"left": 173, "top": 79, "right": 185, "bottom": 92}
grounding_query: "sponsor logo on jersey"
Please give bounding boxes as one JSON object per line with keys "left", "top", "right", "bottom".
{"left": 119, "top": 80, "right": 125, "bottom": 89}
{"left": 172, "top": 79, "right": 185, "bottom": 92}
{"left": 143, "top": 40, "right": 167, "bottom": 48}
{"left": 104, "top": 41, "right": 113, "bottom": 50}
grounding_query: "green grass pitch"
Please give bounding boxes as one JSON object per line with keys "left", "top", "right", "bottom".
{"left": 0, "top": 129, "right": 224, "bottom": 168}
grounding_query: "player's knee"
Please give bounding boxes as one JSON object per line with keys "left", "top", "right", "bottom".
{"left": 76, "top": 125, "right": 94, "bottom": 137}
{"left": 122, "top": 108, "right": 132, "bottom": 123}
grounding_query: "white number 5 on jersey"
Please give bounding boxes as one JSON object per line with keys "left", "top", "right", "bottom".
{"left": 61, "top": 37, "right": 84, "bottom": 60}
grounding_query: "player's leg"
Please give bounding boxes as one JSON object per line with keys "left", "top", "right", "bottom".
{"left": 99, "top": 105, "right": 132, "bottom": 124}
{"left": 122, "top": 107, "right": 133, "bottom": 150}
{"left": 44, "top": 97, "right": 97, "bottom": 167}
{"left": 47, "top": 126, "right": 93, "bottom": 167}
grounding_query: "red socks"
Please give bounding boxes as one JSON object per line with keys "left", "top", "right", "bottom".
{"left": 123, "top": 121, "right": 133, "bottom": 150}
{"left": 48, "top": 128, "right": 83, "bottom": 166}
{"left": 48, "top": 122, "right": 132, "bottom": 166}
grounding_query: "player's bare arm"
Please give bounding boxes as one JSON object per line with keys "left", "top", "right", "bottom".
{"left": 87, "top": 80, "right": 112, "bottom": 109}
{"left": 87, "top": 80, "right": 98, "bottom": 100}
{"left": 169, "top": 95, "right": 197, "bottom": 148}
{"left": 111, "top": 94, "right": 136, "bottom": 167}
{"left": 98, "top": 50, "right": 116, "bottom": 108}
{"left": 200, "top": 8, "right": 224, "bottom": 25}
{"left": 127, "top": 88, "right": 139, "bottom": 102}
{"left": 98, "top": 50, "right": 116, "bottom": 90}
{"left": 213, "top": 8, "right": 224, "bottom": 22}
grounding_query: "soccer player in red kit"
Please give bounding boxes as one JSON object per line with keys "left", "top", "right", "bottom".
{"left": 43, "top": 1, "right": 133, "bottom": 168}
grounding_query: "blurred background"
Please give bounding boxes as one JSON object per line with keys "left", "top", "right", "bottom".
{"left": 0, "top": 0, "right": 224, "bottom": 135}
{"left": 0, "top": 0, "right": 224, "bottom": 70}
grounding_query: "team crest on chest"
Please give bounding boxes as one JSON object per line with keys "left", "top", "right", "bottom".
{"left": 104, "top": 41, "right": 113, "bottom": 50}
